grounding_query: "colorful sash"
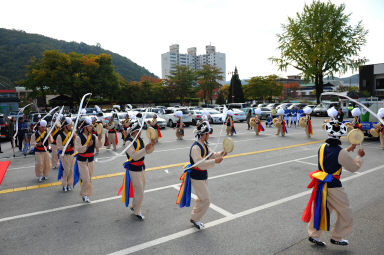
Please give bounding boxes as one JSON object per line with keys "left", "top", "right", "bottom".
{"left": 62, "top": 131, "right": 72, "bottom": 146}
{"left": 282, "top": 120, "right": 288, "bottom": 134}
{"left": 302, "top": 144, "right": 341, "bottom": 231}
{"left": 257, "top": 122, "right": 264, "bottom": 132}
{"left": 57, "top": 150, "right": 64, "bottom": 180}
{"left": 51, "top": 128, "right": 60, "bottom": 137}
{"left": 176, "top": 163, "right": 192, "bottom": 208}
{"left": 117, "top": 161, "right": 134, "bottom": 207}
{"left": 308, "top": 119, "right": 313, "bottom": 135}
{"left": 73, "top": 134, "right": 92, "bottom": 187}
{"left": 35, "top": 131, "right": 46, "bottom": 143}
{"left": 118, "top": 138, "right": 141, "bottom": 207}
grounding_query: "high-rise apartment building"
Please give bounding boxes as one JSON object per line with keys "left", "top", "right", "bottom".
{"left": 161, "top": 44, "right": 226, "bottom": 84}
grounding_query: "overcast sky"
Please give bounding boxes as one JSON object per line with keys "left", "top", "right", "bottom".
{"left": 1, "top": 0, "right": 383, "bottom": 81}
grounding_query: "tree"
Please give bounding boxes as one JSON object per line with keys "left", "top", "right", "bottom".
{"left": 244, "top": 75, "right": 283, "bottom": 102}
{"left": 227, "top": 67, "right": 244, "bottom": 103}
{"left": 197, "top": 65, "right": 224, "bottom": 104}
{"left": 270, "top": 1, "right": 368, "bottom": 103}
{"left": 21, "top": 50, "right": 119, "bottom": 106}
{"left": 165, "top": 65, "right": 196, "bottom": 105}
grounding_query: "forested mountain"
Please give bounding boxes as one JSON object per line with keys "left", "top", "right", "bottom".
{"left": 0, "top": 28, "right": 155, "bottom": 83}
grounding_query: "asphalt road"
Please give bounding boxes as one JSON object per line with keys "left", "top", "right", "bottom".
{"left": 0, "top": 117, "right": 383, "bottom": 255}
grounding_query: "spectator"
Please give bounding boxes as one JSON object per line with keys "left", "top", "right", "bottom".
{"left": 18, "top": 117, "right": 28, "bottom": 151}
{"left": 8, "top": 117, "right": 16, "bottom": 149}
{"left": 246, "top": 110, "right": 252, "bottom": 130}
{"left": 337, "top": 108, "right": 344, "bottom": 123}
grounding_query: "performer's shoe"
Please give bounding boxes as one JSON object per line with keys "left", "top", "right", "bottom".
{"left": 308, "top": 237, "right": 326, "bottom": 246}
{"left": 82, "top": 196, "right": 91, "bottom": 203}
{"left": 130, "top": 207, "right": 134, "bottom": 212}
{"left": 67, "top": 186, "right": 72, "bottom": 191}
{"left": 38, "top": 177, "right": 44, "bottom": 183}
{"left": 136, "top": 214, "right": 145, "bottom": 220}
{"left": 52, "top": 166, "right": 57, "bottom": 169}
{"left": 330, "top": 239, "right": 349, "bottom": 246}
{"left": 63, "top": 186, "right": 68, "bottom": 192}
{"left": 0, "top": 150, "right": 3, "bottom": 153}
{"left": 190, "top": 220, "right": 204, "bottom": 230}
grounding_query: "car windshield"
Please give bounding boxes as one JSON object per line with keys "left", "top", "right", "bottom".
{"left": 261, "top": 108, "right": 270, "bottom": 111}
{"left": 194, "top": 111, "right": 202, "bottom": 114}
{"left": 145, "top": 113, "right": 155, "bottom": 118}
{"left": 180, "top": 109, "right": 189, "bottom": 114}
{"left": 86, "top": 108, "right": 96, "bottom": 114}
{"left": 151, "top": 108, "right": 163, "bottom": 113}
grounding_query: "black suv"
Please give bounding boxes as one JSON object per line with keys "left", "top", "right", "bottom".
{"left": 0, "top": 114, "right": 10, "bottom": 140}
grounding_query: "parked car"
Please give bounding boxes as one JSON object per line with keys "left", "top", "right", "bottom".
{"left": 190, "top": 110, "right": 204, "bottom": 125}
{"left": 276, "top": 103, "right": 293, "bottom": 110}
{"left": 266, "top": 103, "right": 280, "bottom": 110}
{"left": 8, "top": 111, "right": 23, "bottom": 120}
{"left": 260, "top": 107, "right": 273, "bottom": 120}
{"left": 313, "top": 102, "right": 340, "bottom": 117}
{"left": 287, "top": 103, "right": 307, "bottom": 110}
{"left": 232, "top": 109, "right": 246, "bottom": 122}
{"left": 142, "top": 112, "right": 166, "bottom": 129}
{"left": 203, "top": 109, "right": 223, "bottom": 124}
{"left": 161, "top": 108, "right": 192, "bottom": 127}
{"left": 257, "top": 103, "right": 268, "bottom": 108}
{"left": 0, "top": 114, "right": 10, "bottom": 140}
{"left": 227, "top": 103, "right": 250, "bottom": 110}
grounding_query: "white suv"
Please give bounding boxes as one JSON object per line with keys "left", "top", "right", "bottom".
{"left": 161, "top": 108, "right": 192, "bottom": 127}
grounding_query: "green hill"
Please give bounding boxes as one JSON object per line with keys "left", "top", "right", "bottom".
{"left": 0, "top": 28, "right": 156, "bottom": 83}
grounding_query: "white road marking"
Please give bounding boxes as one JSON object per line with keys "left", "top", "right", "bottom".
{"left": 295, "top": 160, "right": 317, "bottom": 166}
{"left": 171, "top": 186, "right": 233, "bottom": 217}
{"left": 106, "top": 164, "right": 384, "bottom": 255}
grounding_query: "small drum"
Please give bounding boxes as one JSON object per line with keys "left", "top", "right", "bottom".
{"left": 249, "top": 117, "right": 257, "bottom": 127}
{"left": 347, "top": 129, "right": 364, "bottom": 145}
{"left": 369, "top": 128, "right": 379, "bottom": 137}
{"left": 223, "top": 137, "right": 234, "bottom": 153}
{"left": 96, "top": 123, "right": 103, "bottom": 135}
{"left": 178, "top": 128, "right": 184, "bottom": 136}
{"left": 273, "top": 118, "right": 281, "bottom": 128}
{"left": 345, "top": 123, "right": 353, "bottom": 134}
{"left": 146, "top": 127, "right": 157, "bottom": 140}
{"left": 299, "top": 117, "right": 307, "bottom": 128}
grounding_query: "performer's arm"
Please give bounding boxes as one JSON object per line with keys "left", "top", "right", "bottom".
{"left": 126, "top": 142, "right": 148, "bottom": 160}
{"left": 95, "top": 134, "right": 102, "bottom": 149}
{"left": 30, "top": 133, "right": 37, "bottom": 147}
{"left": 191, "top": 145, "right": 215, "bottom": 169}
{"left": 56, "top": 135, "right": 64, "bottom": 151}
{"left": 75, "top": 136, "right": 87, "bottom": 153}
{"left": 338, "top": 148, "right": 363, "bottom": 173}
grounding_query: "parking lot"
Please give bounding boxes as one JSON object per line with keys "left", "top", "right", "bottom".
{"left": 1, "top": 117, "right": 384, "bottom": 255}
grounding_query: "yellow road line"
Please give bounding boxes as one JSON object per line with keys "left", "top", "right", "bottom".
{"left": 0, "top": 139, "right": 324, "bottom": 195}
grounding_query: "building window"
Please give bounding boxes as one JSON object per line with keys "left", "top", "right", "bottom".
{"left": 376, "top": 78, "right": 384, "bottom": 90}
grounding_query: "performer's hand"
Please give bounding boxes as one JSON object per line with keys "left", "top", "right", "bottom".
{"left": 150, "top": 139, "right": 156, "bottom": 145}
{"left": 87, "top": 140, "right": 94, "bottom": 147}
{"left": 37, "top": 142, "right": 42, "bottom": 146}
{"left": 346, "top": 144, "right": 357, "bottom": 152}
{"left": 145, "top": 143, "right": 153, "bottom": 152}
{"left": 358, "top": 148, "right": 365, "bottom": 157}
{"left": 221, "top": 151, "right": 227, "bottom": 157}
{"left": 215, "top": 157, "right": 223, "bottom": 164}
{"left": 98, "top": 135, "right": 102, "bottom": 141}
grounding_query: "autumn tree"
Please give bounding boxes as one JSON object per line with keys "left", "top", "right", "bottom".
{"left": 270, "top": 1, "right": 368, "bottom": 103}
{"left": 165, "top": 65, "right": 196, "bottom": 105}
{"left": 244, "top": 75, "right": 283, "bottom": 102}
{"left": 196, "top": 64, "right": 224, "bottom": 104}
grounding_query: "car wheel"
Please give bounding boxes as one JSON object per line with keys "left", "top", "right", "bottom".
{"left": 192, "top": 119, "right": 196, "bottom": 125}
{"left": 168, "top": 119, "right": 174, "bottom": 127}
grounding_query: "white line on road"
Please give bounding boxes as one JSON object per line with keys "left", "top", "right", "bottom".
{"left": 295, "top": 160, "right": 317, "bottom": 166}
{"left": 106, "top": 164, "right": 384, "bottom": 255}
